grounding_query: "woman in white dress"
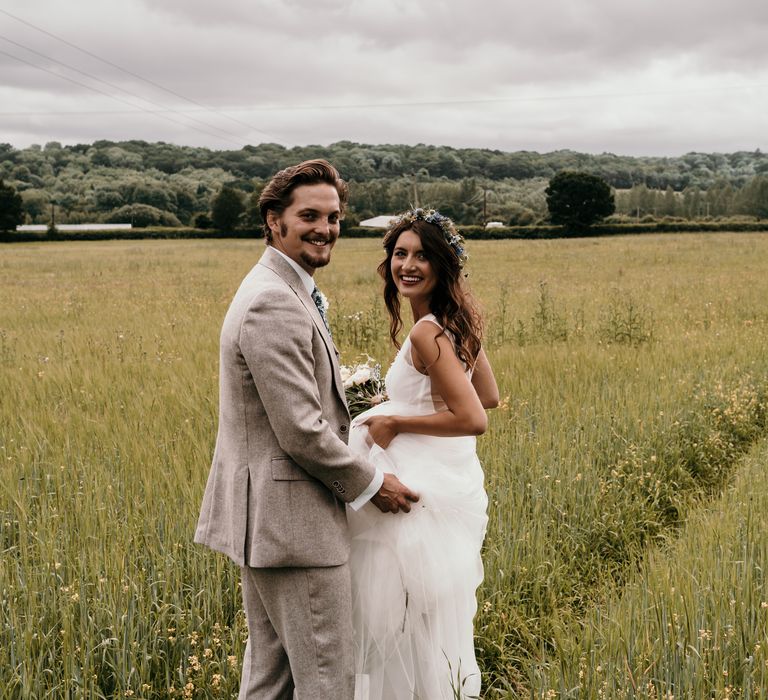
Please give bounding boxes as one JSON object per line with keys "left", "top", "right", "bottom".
{"left": 347, "top": 209, "right": 499, "bottom": 700}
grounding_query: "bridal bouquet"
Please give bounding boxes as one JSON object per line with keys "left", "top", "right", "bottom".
{"left": 340, "top": 357, "right": 387, "bottom": 418}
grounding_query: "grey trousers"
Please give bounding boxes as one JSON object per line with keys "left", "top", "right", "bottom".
{"left": 238, "top": 563, "right": 355, "bottom": 700}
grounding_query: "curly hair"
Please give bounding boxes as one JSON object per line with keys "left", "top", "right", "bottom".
{"left": 258, "top": 159, "right": 349, "bottom": 243}
{"left": 378, "top": 215, "right": 483, "bottom": 367}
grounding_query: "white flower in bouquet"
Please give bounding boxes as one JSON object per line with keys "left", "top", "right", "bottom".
{"left": 340, "top": 356, "right": 387, "bottom": 418}
{"left": 349, "top": 365, "right": 373, "bottom": 386}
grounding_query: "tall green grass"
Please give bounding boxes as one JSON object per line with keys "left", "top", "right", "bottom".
{"left": 529, "top": 437, "right": 768, "bottom": 699}
{"left": 2, "top": 234, "right": 768, "bottom": 697}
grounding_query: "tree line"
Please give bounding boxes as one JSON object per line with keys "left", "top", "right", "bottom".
{"left": 1, "top": 140, "right": 767, "bottom": 231}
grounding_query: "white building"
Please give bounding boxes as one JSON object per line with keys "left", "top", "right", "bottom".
{"left": 359, "top": 215, "right": 396, "bottom": 228}
{"left": 16, "top": 223, "right": 133, "bottom": 232}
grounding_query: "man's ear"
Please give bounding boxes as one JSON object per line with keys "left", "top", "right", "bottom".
{"left": 266, "top": 210, "right": 280, "bottom": 236}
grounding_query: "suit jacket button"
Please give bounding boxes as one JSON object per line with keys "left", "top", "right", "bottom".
{"left": 339, "top": 424, "right": 348, "bottom": 434}
{"left": 332, "top": 480, "right": 345, "bottom": 494}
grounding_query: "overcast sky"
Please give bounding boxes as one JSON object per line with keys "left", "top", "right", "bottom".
{"left": 1, "top": 0, "right": 766, "bottom": 156}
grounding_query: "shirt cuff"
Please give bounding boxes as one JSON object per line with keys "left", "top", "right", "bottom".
{"left": 347, "top": 468, "right": 384, "bottom": 511}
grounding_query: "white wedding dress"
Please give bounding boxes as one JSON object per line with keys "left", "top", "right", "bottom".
{"left": 347, "top": 315, "right": 488, "bottom": 700}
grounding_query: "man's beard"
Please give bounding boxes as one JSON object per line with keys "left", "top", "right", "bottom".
{"left": 300, "top": 251, "right": 330, "bottom": 269}
{"left": 279, "top": 222, "right": 334, "bottom": 269}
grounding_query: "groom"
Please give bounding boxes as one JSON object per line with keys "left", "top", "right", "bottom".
{"left": 194, "top": 159, "right": 418, "bottom": 699}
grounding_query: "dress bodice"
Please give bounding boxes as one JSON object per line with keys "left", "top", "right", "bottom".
{"left": 383, "top": 314, "right": 468, "bottom": 415}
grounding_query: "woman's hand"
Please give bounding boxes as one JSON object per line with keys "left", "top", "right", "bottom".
{"left": 361, "top": 415, "right": 400, "bottom": 449}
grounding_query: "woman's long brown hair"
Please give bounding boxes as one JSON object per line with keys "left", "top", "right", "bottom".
{"left": 378, "top": 218, "right": 483, "bottom": 367}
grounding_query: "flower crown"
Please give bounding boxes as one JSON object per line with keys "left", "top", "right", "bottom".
{"left": 393, "top": 207, "right": 468, "bottom": 268}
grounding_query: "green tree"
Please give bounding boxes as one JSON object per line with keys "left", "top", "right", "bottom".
{"left": 739, "top": 175, "right": 768, "bottom": 219}
{"left": 662, "top": 185, "right": 679, "bottom": 217}
{"left": 0, "top": 179, "right": 24, "bottom": 231}
{"left": 545, "top": 171, "right": 615, "bottom": 231}
{"left": 211, "top": 185, "right": 245, "bottom": 231}
{"left": 104, "top": 204, "right": 181, "bottom": 228}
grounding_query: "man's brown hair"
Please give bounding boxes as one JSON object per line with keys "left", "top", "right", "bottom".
{"left": 258, "top": 159, "right": 349, "bottom": 242}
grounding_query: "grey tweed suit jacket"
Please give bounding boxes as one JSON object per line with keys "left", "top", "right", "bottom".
{"left": 194, "top": 246, "right": 376, "bottom": 568}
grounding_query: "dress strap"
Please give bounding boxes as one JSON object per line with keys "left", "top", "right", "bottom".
{"left": 414, "top": 313, "right": 442, "bottom": 330}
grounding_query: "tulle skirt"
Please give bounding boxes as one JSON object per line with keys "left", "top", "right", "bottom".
{"left": 347, "top": 402, "right": 488, "bottom": 700}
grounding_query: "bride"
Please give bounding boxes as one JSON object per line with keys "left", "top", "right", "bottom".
{"left": 347, "top": 208, "right": 499, "bottom": 699}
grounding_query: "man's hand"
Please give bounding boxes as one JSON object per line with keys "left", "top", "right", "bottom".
{"left": 361, "top": 415, "right": 399, "bottom": 449}
{"left": 370, "top": 473, "right": 419, "bottom": 514}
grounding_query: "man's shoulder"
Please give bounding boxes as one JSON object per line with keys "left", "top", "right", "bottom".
{"left": 232, "top": 267, "right": 296, "bottom": 307}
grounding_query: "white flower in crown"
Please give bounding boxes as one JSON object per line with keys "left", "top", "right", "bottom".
{"left": 316, "top": 289, "right": 329, "bottom": 314}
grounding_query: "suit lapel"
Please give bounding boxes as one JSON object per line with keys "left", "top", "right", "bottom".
{"left": 258, "top": 248, "right": 348, "bottom": 410}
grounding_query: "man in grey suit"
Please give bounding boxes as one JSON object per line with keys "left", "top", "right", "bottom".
{"left": 195, "top": 159, "right": 418, "bottom": 699}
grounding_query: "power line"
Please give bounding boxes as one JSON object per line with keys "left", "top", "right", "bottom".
{"left": 233, "top": 84, "right": 768, "bottom": 111}
{"left": 0, "top": 47, "right": 246, "bottom": 147}
{"left": 1, "top": 79, "right": 765, "bottom": 120}
{"left": 0, "top": 8, "right": 288, "bottom": 145}
{"left": 0, "top": 33, "right": 258, "bottom": 145}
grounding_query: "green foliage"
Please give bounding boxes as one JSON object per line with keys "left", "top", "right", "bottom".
{"left": 741, "top": 174, "right": 768, "bottom": 219}
{"left": 546, "top": 170, "right": 616, "bottom": 231}
{"left": 598, "top": 291, "right": 654, "bottom": 345}
{"left": 2, "top": 141, "right": 768, "bottom": 230}
{"left": 193, "top": 212, "right": 212, "bottom": 229}
{"left": 0, "top": 179, "right": 23, "bottom": 231}
{"left": 103, "top": 204, "right": 182, "bottom": 228}
{"left": 505, "top": 202, "right": 537, "bottom": 226}
{"left": 210, "top": 185, "right": 245, "bottom": 232}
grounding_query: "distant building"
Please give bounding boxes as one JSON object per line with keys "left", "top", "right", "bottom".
{"left": 359, "top": 215, "right": 396, "bottom": 228}
{"left": 485, "top": 221, "right": 504, "bottom": 228}
{"left": 16, "top": 223, "right": 133, "bottom": 232}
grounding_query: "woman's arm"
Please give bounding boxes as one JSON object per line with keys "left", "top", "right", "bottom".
{"left": 471, "top": 347, "right": 499, "bottom": 409}
{"left": 363, "top": 321, "right": 488, "bottom": 448}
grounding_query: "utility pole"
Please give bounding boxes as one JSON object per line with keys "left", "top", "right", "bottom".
{"left": 412, "top": 173, "right": 419, "bottom": 208}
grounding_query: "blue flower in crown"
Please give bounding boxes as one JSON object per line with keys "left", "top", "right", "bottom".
{"left": 393, "top": 207, "right": 468, "bottom": 268}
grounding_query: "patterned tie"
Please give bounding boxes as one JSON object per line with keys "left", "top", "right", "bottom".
{"left": 311, "top": 286, "right": 331, "bottom": 335}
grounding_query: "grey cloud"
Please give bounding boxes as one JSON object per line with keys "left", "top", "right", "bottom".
{"left": 1, "top": 0, "right": 766, "bottom": 155}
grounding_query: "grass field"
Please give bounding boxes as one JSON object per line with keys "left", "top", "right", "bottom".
{"left": 2, "top": 233, "right": 768, "bottom": 698}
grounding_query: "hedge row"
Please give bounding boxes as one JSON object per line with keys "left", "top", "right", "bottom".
{"left": 344, "top": 221, "right": 768, "bottom": 239}
{"left": 3, "top": 221, "right": 768, "bottom": 244}
{"left": 0, "top": 228, "right": 259, "bottom": 243}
